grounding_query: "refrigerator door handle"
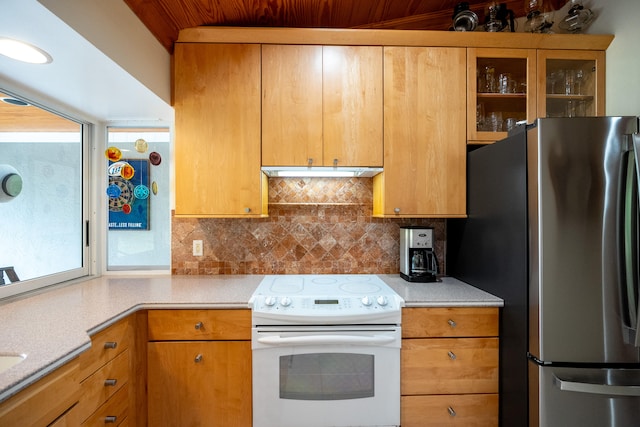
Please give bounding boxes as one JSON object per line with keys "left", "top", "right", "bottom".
{"left": 553, "top": 374, "right": 640, "bottom": 397}
{"left": 629, "top": 135, "right": 640, "bottom": 346}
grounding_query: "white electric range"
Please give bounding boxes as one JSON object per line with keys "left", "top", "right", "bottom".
{"left": 249, "top": 275, "right": 404, "bottom": 427}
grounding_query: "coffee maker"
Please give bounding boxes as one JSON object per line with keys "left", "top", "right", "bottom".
{"left": 400, "top": 226, "right": 439, "bottom": 282}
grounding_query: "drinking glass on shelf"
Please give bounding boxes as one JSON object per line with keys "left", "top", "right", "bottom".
{"left": 476, "top": 102, "right": 486, "bottom": 131}
{"left": 575, "top": 69, "right": 585, "bottom": 95}
{"left": 498, "top": 73, "right": 512, "bottom": 94}
{"left": 548, "top": 71, "right": 558, "bottom": 94}
{"left": 482, "top": 65, "right": 497, "bottom": 93}
{"left": 504, "top": 117, "right": 518, "bottom": 132}
{"left": 566, "top": 100, "right": 586, "bottom": 117}
{"left": 488, "top": 111, "right": 503, "bottom": 132}
{"left": 565, "top": 69, "right": 576, "bottom": 95}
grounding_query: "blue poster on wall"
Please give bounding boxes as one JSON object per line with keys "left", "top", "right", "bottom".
{"left": 107, "top": 159, "right": 150, "bottom": 230}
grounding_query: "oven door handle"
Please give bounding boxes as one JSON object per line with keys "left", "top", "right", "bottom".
{"left": 257, "top": 334, "right": 397, "bottom": 346}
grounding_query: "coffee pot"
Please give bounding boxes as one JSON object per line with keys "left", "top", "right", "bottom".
{"left": 400, "top": 226, "right": 439, "bottom": 282}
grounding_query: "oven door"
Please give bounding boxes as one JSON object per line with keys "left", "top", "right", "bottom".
{"left": 252, "top": 325, "right": 401, "bottom": 427}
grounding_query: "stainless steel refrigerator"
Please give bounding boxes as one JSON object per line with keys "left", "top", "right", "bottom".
{"left": 448, "top": 117, "right": 640, "bottom": 426}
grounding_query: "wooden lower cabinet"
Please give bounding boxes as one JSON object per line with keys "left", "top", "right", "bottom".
{"left": 147, "top": 309, "right": 252, "bottom": 427}
{"left": 401, "top": 307, "right": 499, "bottom": 427}
{"left": 0, "top": 358, "right": 80, "bottom": 427}
{"left": 402, "top": 394, "right": 499, "bottom": 426}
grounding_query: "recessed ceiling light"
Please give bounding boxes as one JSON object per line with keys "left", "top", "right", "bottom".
{"left": 0, "top": 38, "right": 52, "bottom": 64}
{"left": 1, "top": 97, "right": 29, "bottom": 106}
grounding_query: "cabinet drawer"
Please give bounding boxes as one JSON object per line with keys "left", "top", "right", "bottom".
{"left": 79, "top": 317, "right": 133, "bottom": 379}
{"left": 148, "top": 309, "right": 251, "bottom": 341}
{"left": 81, "top": 383, "right": 128, "bottom": 427}
{"left": 401, "top": 337, "right": 498, "bottom": 395}
{"left": 401, "top": 394, "right": 498, "bottom": 427}
{"left": 0, "top": 359, "right": 80, "bottom": 427}
{"left": 49, "top": 403, "right": 80, "bottom": 427}
{"left": 402, "top": 307, "right": 498, "bottom": 338}
{"left": 78, "top": 349, "right": 129, "bottom": 422}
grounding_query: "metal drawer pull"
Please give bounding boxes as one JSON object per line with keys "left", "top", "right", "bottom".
{"left": 105, "top": 416, "right": 117, "bottom": 423}
{"left": 448, "top": 319, "right": 457, "bottom": 328}
{"left": 448, "top": 351, "right": 457, "bottom": 360}
{"left": 194, "top": 321, "right": 204, "bottom": 330}
{"left": 103, "top": 342, "right": 117, "bottom": 349}
{"left": 104, "top": 379, "right": 117, "bottom": 387}
{"left": 448, "top": 406, "right": 456, "bottom": 417}
{"left": 195, "top": 354, "right": 203, "bottom": 363}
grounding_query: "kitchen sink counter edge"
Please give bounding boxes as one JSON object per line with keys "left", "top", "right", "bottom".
{"left": 0, "top": 273, "right": 502, "bottom": 403}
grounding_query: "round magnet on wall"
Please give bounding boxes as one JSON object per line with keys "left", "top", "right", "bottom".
{"left": 134, "top": 184, "right": 150, "bottom": 200}
{"left": 105, "top": 146, "right": 122, "bottom": 162}
{"left": 106, "top": 183, "right": 122, "bottom": 198}
{"left": 134, "top": 138, "right": 148, "bottom": 153}
{"left": 149, "top": 151, "right": 161, "bottom": 166}
{"left": 0, "top": 164, "right": 23, "bottom": 203}
{"left": 120, "top": 163, "right": 135, "bottom": 180}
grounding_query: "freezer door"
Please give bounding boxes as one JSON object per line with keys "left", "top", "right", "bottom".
{"left": 532, "top": 364, "right": 640, "bottom": 427}
{"left": 529, "top": 117, "right": 640, "bottom": 363}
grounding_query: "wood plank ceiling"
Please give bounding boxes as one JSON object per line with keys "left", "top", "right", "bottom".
{"left": 123, "top": 0, "right": 568, "bottom": 53}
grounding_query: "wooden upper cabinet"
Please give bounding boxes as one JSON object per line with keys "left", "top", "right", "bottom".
{"left": 323, "top": 46, "right": 383, "bottom": 167}
{"left": 537, "top": 49, "right": 605, "bottom": 119}
{"left": 374, "top": 46, "right": 466, "bottom": 218}
{"left": 467, "top": 48, "right": 537, "bottom": 144}
{"left": 262, "top": 45, "right": 323, "bottom": 167}
{"left": 174, "top": 43, "right": 267, "bottom": 217}
{"left": 262, "top": 45, "right": 383, "bottom": 167}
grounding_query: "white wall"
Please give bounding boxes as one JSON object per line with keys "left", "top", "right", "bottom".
{"left": 586, "top": 0, "right": 640, "bottom": 115}
{"left": 38, "top": 0, "right": 172, "bottom": 106}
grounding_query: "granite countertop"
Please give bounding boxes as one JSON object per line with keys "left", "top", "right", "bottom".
{"left": 0, "top": 274, "right": 501, "bottom": 404}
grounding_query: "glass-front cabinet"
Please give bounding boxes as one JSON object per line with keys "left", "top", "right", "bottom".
{"left": 467, "top": 48, "right": 536, "bottom": 144}
{"left": 537, "top": 50, "right": 605, "bottom": 119}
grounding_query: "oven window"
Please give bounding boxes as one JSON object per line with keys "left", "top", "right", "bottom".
{"left": 279, "top": 353, "right": 374, "bottom": 400}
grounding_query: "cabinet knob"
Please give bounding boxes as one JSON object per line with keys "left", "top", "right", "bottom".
{"left": 103, "top": 342, "right": 117, "bottom": 350}
{"left": 333, "top": 158, "right": 338, "bottom": 167}
{"left": 447, "top": 351, "right": 457, "bottom": 360}
{"left": 394, "top": 207, "right": 400, "bottom": 214}
{"left": 104, "top": 379, "right": 118, "bottom": 387}
{"left": 448, "top": 406, "right": 457, "bottom": 417}
{"left": 194, "top": 321, "right": 204, "bottom": 330}
{"left": 195, "top": 354, "right": 203, "bottom": 363}
{"left": 308, "top": 158, "right": 313, "bottom": 166}
{"left": 244, "top": 207, "right": 251, "bottom": 213}
{"left": 105, "top": 415, "right": 118, "bottom": 423}
{"left": 448, "top": 319, "right": 457, "bottom": 328}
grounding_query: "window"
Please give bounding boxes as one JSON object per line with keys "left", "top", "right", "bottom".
{"left": 106, "top": 127, "right": 170, "bottom": 271}
{"left": 0, "top": 90, "right": 89, "bottom": 299}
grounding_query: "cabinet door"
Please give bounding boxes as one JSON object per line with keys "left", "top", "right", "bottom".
{"left": 147, "top": 341, "right": 252, "bottom": 427}
{"left": 262, "top": 44, "right": 323, "bottom": 167}
{"left": 537, "top": 49, "right": 605, "bottom": 118}
{"left": 174, "top": 43, "right": 265, "bottom": 217}
{"left": 376, "top": 46, "right": 466, "bottom": 217}
{"left": 323, "top": 46, "right": 383, "bottom": 167}
{"left": 467, "top": 48, "right": 536, "bottom": 144}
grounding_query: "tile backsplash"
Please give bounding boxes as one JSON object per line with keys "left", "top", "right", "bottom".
{"left": 172, "top": 177, "right": 445, "bottom": 275}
